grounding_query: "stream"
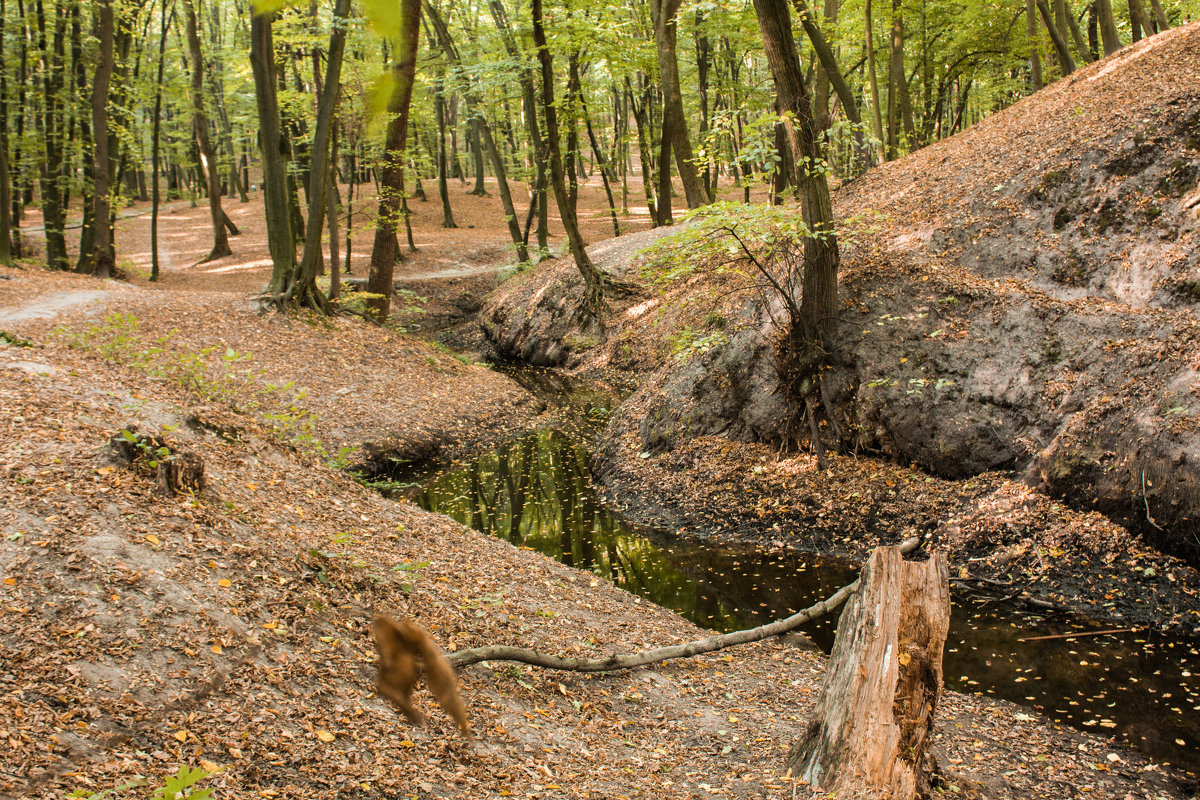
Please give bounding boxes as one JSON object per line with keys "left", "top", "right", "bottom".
{"left": 407, "top": 370, "right": 1200, "bottom": 774}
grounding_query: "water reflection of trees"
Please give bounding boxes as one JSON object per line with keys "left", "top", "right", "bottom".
{"left": 415, "top": 428, "right": 1200, "bottom": 772}
{"left": 417, "top": 429, "right": 750, "bottom": 630}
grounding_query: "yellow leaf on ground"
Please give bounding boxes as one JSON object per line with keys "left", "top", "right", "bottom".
{"left": 198, "top": 759, "right": 222, "bottom": 773}
{"left": 315, "top": 729, "right": 335, "bottom": 743}
{"left": 173, "top": 730, "right": 189, "bottom": 742}
{"left": 145, "top": 534, "right": 160, "bottom": 546}
{"left": 399, "top": 740, "right": 415, "bottom": 748}
{"left": 217, "top": 578, "right": 231, "bottom": 588}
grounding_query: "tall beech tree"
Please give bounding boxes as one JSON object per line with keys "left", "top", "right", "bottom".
{"left": 250, "top": 5, "right": 295, "bottom": 294}
{"left": 183, "top": 0, "right": 232, "bottom": 261}
{"left": 365, "top": 0, "right": 421, "bottom": 323}
{"left": 90, "top": 0, "right": 116, "bottom": 278}
{"left": 751, "top": 0, "right": 839, "bottom": 349}
{"left": 531, "top": 0, "right": 606, "bottom": 320}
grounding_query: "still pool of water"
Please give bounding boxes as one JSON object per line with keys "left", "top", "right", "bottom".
{"left": 413, "top": 427, "right": 1200, "bottom": 773}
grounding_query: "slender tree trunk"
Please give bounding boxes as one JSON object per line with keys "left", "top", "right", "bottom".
{"left": 151, "top": 0, "right": 171, "bottom": 282}
{"left": 886, "top": 0, "right": 903, "bottom": 158}
{"left": 0, "top": 0, "right": 13, "bottom": 266}
{"left": 652, "top": 0, "right": 707, "bottom": 218}
{"left": 752, "top": 0, "right": 840, "bottom": 349}
{"left": 36, "top": 0, "right": 70, "bottom": 271}
{"left": 90, "top": 0, "right": 116, "bottom": 278}
{"left": 865, "top": 0, "right": 885, "bottom": 159}
{"left": 291, "top": 0, "right": 350, "bottom": 311}
{"left": 488, "top": 0, "right": 547, "bottom": 257}
{"left": 327, "top": 127, "right": 341, "bottom": 299}
{"left": 183, "top": 0, "right": 230, "bottom": 261}
{"left": 1148, "top": 0, "right": 1169, "bottom": 30}
{"left": 469, "top": 116, "right": 488, "bottom": 196}
{"left": 250, "top": 9, "right": 295, "bottom": 293}
{"left": 1127, "top": 0, "right": 1154, "bottom": 39}
{"left": 1096, "top": 0, "right": 1121, "bottom": 54}
{"left": 366, "top": 0, "right": 421, "bottom": 322}
{"left": 1027, "top": 0, "right": 1043, "bottom": 89}
{"left": 1059, "top": 0, "right": 1094, "bottom": 62}
{"left": 434, "top": 78, "right": 457, "bottom": 228}
{"left": 1036, "top": 0, "right": 1076, "bottom": 73}
{"left": 627, "top": 82, "right": 658, "bottom": 222}
{"left": 532, "top": 0, "right": 605, "bottom": 321}
{"left": 423, "top": 0, "right": 527, "bottom": 262}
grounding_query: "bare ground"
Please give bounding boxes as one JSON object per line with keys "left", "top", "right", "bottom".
{"left": 0, "top": 161, "right": 1193, "bottom": 798}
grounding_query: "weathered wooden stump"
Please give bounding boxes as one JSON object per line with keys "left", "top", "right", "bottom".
{"left": 788, "top": 544, "right": 950, "bottom": 799}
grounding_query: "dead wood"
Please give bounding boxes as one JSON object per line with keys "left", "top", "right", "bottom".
{"left": 787, "top": 544, "right": 950, "bottom": 799}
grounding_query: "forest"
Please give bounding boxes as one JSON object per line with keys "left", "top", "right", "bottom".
{"left": 2, "top": 0, "right": 1200, "bottom": 797}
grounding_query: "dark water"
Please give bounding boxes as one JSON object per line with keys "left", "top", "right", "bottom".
{"left": 414, "top": 427, "right": 1200, "bottom": 773}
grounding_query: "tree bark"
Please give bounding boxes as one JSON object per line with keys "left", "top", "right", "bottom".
{"left": 788, "top": 545, "right": 950, "bottom": 799}
{"left": 249, "top": 9, "right": 295, "bottom": 294}
{"left": 1036, "top": 0, "right": 1076, "bottom": 74}
{"left": 752, "top": 0, "right": 840, "bottom": 349}
{"left": 1127, "top": 0, "right": 1154, "bottom": 40}
{"left": 0, "top": 0, "right": 13, "bottom": 266}
{"left": 651, "top": 0, "right": 707, "bottom": 221}
{"left": 151, "top": 0, "right": 172, "bottom": 282}
{"left": 865, "top": 0, "right": 885, "bottom": 159}
{"left": 36, "top": 0, "right": 69, "bottom": 271}
{"left": 531, "top": 0, "right": 606, "bottom": 322}
{"left": 291, "top": 0, "right": 350, "bottom": 312}
{"left": 434, "top": 77, "right": 457, "bottom": 228}
{"left": 365, "top": 0, "right": 421, "bottom": 323}
{"left": 183, "top": 0, "right": 230, "bottom": 261}
{"left": 1026, "top": 0, "right": 1043, "bottom": 90}
{"left": 90, "top": 0, "right": 116, "bottom": 278}
{"left": 1096, "top": 0, "right": 1121, "bottom": 54}
{"left": 1148, "top": 0, "right": 1169, "bottom": 30}
{"left": 424, "top": 0, "right": 528, "bottom": 263}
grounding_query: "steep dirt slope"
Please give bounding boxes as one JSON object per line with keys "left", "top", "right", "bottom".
{"left": 3, "top": 273, "right": 1186, "bottom": 798}
{"left": 483, "top": 24, "right": 1200, "bottom": 570}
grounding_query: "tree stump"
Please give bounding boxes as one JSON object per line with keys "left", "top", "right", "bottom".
{"left": 788, "top": 545, "right": 950, "bottom": 799}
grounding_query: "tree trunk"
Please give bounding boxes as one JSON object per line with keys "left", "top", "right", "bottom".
{"left": 366, "top": 0, "right": 421, "bottom": 323}
{"left": 434, "top": 78, "right": 457, "bottom": 228}
{"left": 532, "top": 0, "right": 605, "bottom": 321}
{"left": 184, "top": 0, "right": 230, "bottom": 261}
{"left": 752, "top": 0, "right": 840, "bottom": 348}
{"left": 291, "top": 0, "right": 350, "bottom": 312}
{"left": 36, "top": 0, "right": 69, "bottom": 271}
{"left": 151, "top": 0, "right": 171, "bottom": 282}
{"left": 1127, "top": 0, "right": 1154, "bottom": 39}
{"left": 90, "top": 0, "right": 116, "bottom": 278}
{"left": 423, "top": 0, "right": 527, "bottom": 263}
{"left": 0, "top": 0, "right": 13, "bottom": 266}
{"left": 1026, "top": 0, "right": 1043, "bottom": 90}
{"left": 789, "top": 545, "right": 949, "bottom": 798}
{"left": 886, "top": 0, "right": 904, "bottom": 158}
{"left": 1096, "top": 0, "right": 1121, "bottom": 54}
{"left": 865, "top": 0, "right": 885, "bottom": 159}
{"left": 1036, "top": 0, "right": 1076, "bottom": 74}
{"left": 1148, "top": 0, "right": 1169, "bottom": 30}
{"left": 249, "top": 9, "right": 295, "bottom": 294}
{"left": 1059, "top": 0, "right": 1094, "bottom": 63}
{"left": 652, "top": 0, "right": 707, "bottom": 218}
{"left": 469, "top": 116, "right": 488, "bottom": 196}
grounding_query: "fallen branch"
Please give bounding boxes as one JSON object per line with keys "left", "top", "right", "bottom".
{"left": 447, "top": 536, "right": 920, "bottom": 672}
{"left": 1017, "top": 627, "right": 1140, "bottom": 642}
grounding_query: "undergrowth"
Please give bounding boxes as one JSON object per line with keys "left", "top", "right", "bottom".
{"left": 55, "top": 312, "right": 345, "bottom": 468}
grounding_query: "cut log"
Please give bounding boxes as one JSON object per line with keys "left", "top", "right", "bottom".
{"left": 788, "top": 545, "right": 950, "bottom": 799}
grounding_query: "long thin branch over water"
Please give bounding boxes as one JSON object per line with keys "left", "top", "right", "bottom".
{"left": 447, "top": 537, "right": 921, "bottom": 672}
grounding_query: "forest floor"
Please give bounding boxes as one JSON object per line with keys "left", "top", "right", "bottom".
{"left": 0, "top": 173, "right": 1196, "bottom": 800}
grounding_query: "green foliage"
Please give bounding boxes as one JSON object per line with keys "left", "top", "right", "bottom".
{"left": 637, "top": 202, "right": 817, "bottom": 286}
